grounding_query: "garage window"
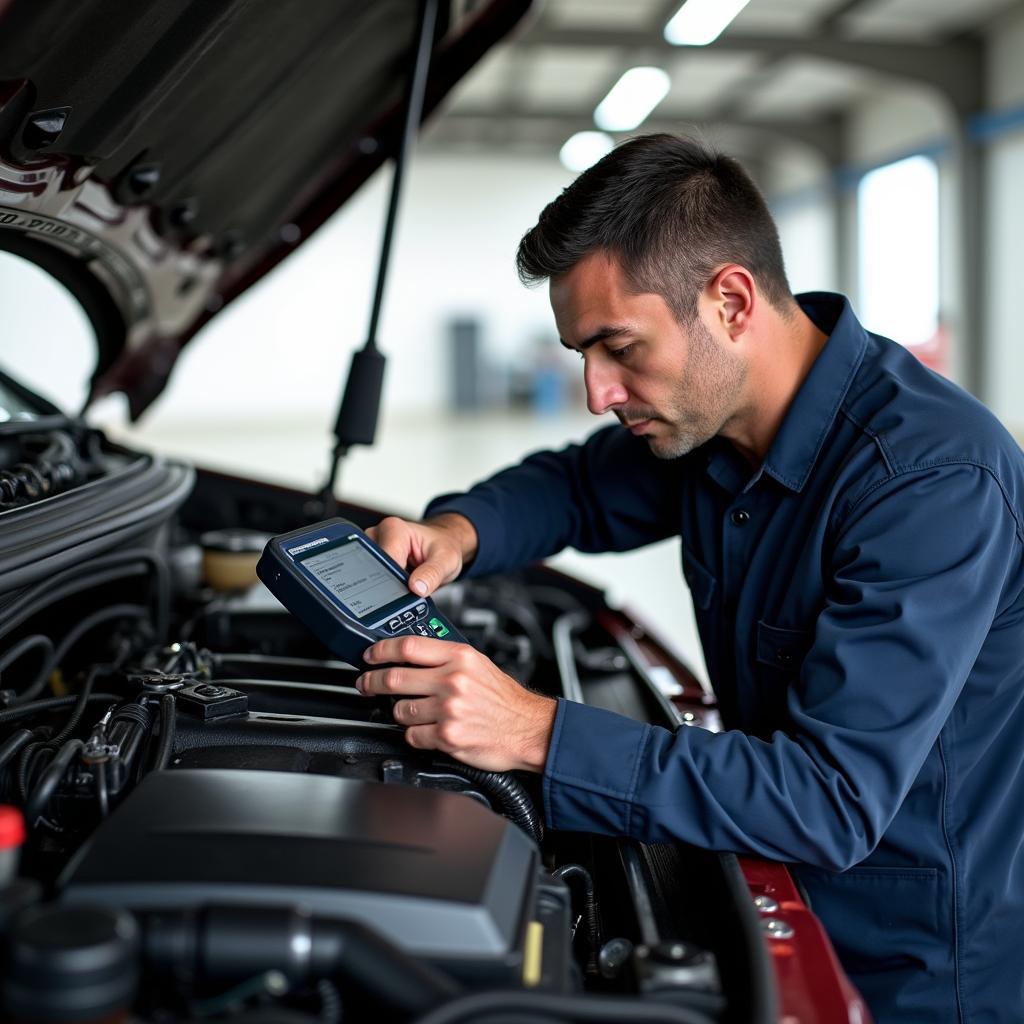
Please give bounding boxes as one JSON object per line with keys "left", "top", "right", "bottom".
{"left": 857, "top": 155, "right": 943, "bottom": 370}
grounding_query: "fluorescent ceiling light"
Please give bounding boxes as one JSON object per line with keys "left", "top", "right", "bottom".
{"left": 664, "top": 0, "right": 751, "bottom": 46}
{"left": 560, "top": 131, "right": 615, "bottom": 173}
{"left": 593, "top": 67, "right": 671, "bottom": 132}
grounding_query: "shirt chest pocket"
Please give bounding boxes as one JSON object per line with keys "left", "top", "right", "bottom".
{"left": 755, "top": 620, "right": 814, "bottom": 673}
{"left": 751, "top": 621, "right": 814, "bottom": 730}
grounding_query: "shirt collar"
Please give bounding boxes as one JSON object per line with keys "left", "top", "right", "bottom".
{"left": 704, "top": 292, "right": 867, "bottom": 495}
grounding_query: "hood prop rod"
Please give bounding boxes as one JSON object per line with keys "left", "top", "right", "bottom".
{"left": 320, "top": 0, "right": 439, "bottom": 511}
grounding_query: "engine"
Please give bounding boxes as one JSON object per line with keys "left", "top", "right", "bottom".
{"left": 0, "top": 413, "right": 773, "bottom": 1024}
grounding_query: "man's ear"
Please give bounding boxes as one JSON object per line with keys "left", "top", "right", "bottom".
{"left": 707, "top": 265, "right": 756, "bottom": 339}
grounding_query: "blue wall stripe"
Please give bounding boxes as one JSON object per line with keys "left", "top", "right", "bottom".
{"left": 969, "top": 104, "right": 1024, "bottom": 142}
{"left": 767, "top": 105, "right": 1024, "bottom": 207}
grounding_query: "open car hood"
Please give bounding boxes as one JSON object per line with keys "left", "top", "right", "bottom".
{"left": 0, "top": 0, "right": 532, "bottom": 418}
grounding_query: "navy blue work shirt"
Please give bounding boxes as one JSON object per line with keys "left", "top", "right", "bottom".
{"left": 425, "top": 294, "right": 1024, "bottom": 1023}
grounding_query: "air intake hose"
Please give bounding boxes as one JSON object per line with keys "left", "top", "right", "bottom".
{"left": 143, "top": 905, "right": 460, "bottom": 1018}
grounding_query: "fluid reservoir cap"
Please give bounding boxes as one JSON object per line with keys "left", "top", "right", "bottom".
{"left": 200, "top": 529, "right": 269, "bottom": 592}
{"left": 0, "top": 805, "right": 25, "bottom": 849}
{"left": 200, "top": 529, "right": 268, "bottom": 554}
{"left": 3, "top": 904, "right": 139, "bottom": 1021}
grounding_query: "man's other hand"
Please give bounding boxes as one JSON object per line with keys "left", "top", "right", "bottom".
{"left": 355, "top": 635, "right": 557, "bottom": 774}
{"left": 366, "top": 513, "right": 478, "bottom": 598}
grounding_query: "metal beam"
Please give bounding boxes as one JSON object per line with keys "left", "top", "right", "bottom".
{"left": 516, "top": 27, "right": 984, "bottom": 114}
{"left": 818, "top": 0, "right": 878, "bottom": 32}
{"left": 954, "top": 125, "right": 986, "bottom": 399}
{"left": 436, "top": 105, "right": 845, "bottom": 163}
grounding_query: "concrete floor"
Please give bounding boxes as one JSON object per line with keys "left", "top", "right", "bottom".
{"left": 109, "top": 409, "right": 709, "bottom": 685}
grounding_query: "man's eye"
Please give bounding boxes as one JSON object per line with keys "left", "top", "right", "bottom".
{"left": 609, "top": 344, "right": 635, "bottom": 360}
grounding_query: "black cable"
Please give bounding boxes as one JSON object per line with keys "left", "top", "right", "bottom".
{"left": 0, "top": 415, "right": 79, "bottom": 437}
{"left": 316, "top": 979, "right": 342, "bottom": 1024}
{"left": 321, "top": 0, "right": 440, "bottom": 502}
{"left": 552, "top": 864, "right": 600, "bottom": 976}
{"left": 0, "top": 634, "right": 54, "bottom": 683}
{"left": 0, "top": 693, "right": 121, "bottom": 726}
{"left": 149, "top": 694, "right": 176, "bottom": 772}
{"left": 16, "top": 741, "right": 51, "bottom": 803}
{"left": 432, "top": 762, "right": 544, "bottom": 845}
{"left": 23, "top": 738, "right": 84, "bottom": 826}
{"left": 411, "top": 991, "right": 715, "bottom": 1024}
{"left": 13, "top": 604, "right": 146, "bottom": 704}
{"left": 0, "top": 634, "right": 54, "bottom": 700}
{"left": 0, "top": 727, "right": 32, "bottom": 770}
{"left": 364, "top": 0, "right": 438, "bottom": 349}
{"left": 0, "top": 565, "right": 148, "bottom": 643}
{"left": 45, "top": 664, "right": 106, "bottom": 748}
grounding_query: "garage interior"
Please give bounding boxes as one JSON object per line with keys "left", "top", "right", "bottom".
{"left": 2, "top": 0, "right": 1022, "bottom": 684}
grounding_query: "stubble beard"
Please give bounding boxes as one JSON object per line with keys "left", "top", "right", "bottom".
{"left": 641, "top": 318, "right": 746, "bottom": 461}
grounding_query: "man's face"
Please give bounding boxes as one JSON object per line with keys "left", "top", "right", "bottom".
{"left": 550, "top": 251, "right": 746, "bottom": 459}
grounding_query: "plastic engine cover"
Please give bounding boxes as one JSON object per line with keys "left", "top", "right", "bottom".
{"left": 59, "top": 770, "right": 539, "bottom": 970}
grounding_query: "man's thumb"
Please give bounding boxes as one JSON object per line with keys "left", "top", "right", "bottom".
{"left": 409, "top": 561, "right": 444, "bottom": 597}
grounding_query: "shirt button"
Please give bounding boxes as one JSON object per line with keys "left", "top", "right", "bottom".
{"left": 777, "top": 649, "right": 794, "bottom": 666}
{"left": 730, "top": 509, "right": 750, "bottom": 526}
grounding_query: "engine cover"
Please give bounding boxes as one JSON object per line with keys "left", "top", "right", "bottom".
{"left": 60, "top": 769, "right": 540, "bottom": 968}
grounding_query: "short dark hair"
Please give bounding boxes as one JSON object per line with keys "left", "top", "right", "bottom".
{"left": 516, "top": 133, "right": 793, "bottom": 324}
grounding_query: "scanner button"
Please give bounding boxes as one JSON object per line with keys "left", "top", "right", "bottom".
{"left": 402, "top": 610, "right": 416, "bottom": 623}
{"left": 415, "top": 602, "right": 427, "bottom": 617}
{"left": 388, "top": 617, "right": 403, "bottom": 631}
{"left": 414, "top": 624, "right": 432, "bottom": 636}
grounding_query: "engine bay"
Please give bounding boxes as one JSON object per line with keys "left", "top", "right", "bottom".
{"left": 0, "top": 403, "right": 774, "bottom": 1024}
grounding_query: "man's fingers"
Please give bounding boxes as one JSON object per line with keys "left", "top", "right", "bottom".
{"left": 392, "top": 696, "right": 442, "bottom": 725}
{"left": 404, "top": 723, "right": 441, "bottom": 752}
{"left": 408, "top": 561, "right": 445, "bottom": 597}
{"left": 369, "top": 516, "right": 461, "bottom": 597}
{"left": 364, "top": 635, "right": 456, "bottom": 669}
{"left": 357, "top": 665, "right": 426, "bottom": 697}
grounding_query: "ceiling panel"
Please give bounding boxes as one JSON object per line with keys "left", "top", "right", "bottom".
{"left": 431, "top": 0, "right": 1012, "bottom": 158}
{"left": 545, "top": 0, "right": 668, "bottom": 30}
{"left": 729, "top": 0, "right": 858, "bottom": 35}
{"left": 658, "top": 51, "right": 764, "bottom": 114}
{"left": 518, "top": 46, "right": 621, "bottom": 110}
{"left": 840, "top": 0, "right": 1017, "bottom": 39}
{"left": 740, "top": 56, "right": 878, "bottom": 119}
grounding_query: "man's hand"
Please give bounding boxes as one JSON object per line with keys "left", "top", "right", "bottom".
{"left": 366, "top": 513, "right": 478, "bottom": 597}
{"left": 355, "top": 635, "right": 557, "bottom": 774}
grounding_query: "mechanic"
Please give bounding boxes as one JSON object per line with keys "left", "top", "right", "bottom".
{"left": 356, "top": 134, "right": 1024, "bottom": 1023}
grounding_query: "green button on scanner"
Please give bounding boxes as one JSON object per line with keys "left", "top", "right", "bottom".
{"left": 429, "top": 617, "right": 449, "bottom": 637}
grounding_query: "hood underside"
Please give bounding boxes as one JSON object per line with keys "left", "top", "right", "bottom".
{"left": 0, "top": 0, "right": 532, "bottom": 418}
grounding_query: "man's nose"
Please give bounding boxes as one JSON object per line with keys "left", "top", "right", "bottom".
{"left": 584, "top": 359, "right": 628, "bottom": 415}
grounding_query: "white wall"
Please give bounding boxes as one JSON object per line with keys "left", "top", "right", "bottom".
{"left": 98, "top": 154, "right": 575, "bottom": 429}
{"left": 0, "top": 154, "right": 575, "bottom": 425}
{"left": 765, "top": 145, "right": 838, "bottom": 296}
{"left": 772, "top": 194, "right": 839, "bottom": 296}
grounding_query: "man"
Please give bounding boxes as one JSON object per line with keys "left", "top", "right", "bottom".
{"left": 356, "top": 134, "right": 1024, "bottom": 1022}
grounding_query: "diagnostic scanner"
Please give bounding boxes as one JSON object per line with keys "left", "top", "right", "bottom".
{"left": 257, "top": 517, "right": 466, "bottom": 666}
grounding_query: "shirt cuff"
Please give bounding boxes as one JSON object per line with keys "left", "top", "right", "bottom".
{"left": 542, "top": 699, "right": 653, "bottom": 836}
{"left": 422, "top": 494, "right": 508, "bottom": 578}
